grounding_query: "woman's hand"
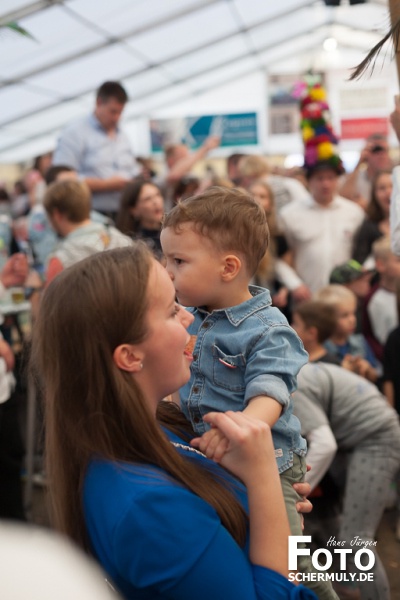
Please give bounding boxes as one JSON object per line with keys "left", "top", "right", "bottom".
{"left": 191, "top": 411, "right": 277, "bottom": 485}
{"left": 192, "top": 411, "right": 313, "bottom": 517}
{"left": 293, "top": 481, "right": 313, "bottom": 529}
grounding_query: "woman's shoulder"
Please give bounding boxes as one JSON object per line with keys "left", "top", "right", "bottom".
{"left": 83, "top": 459, "right": 176, "bottom": 527}
{"left": 84, "top": 455, "right": 186, "bottom": 511}
{"left": 84, "top": 455, "right": 223, "bottom": 550}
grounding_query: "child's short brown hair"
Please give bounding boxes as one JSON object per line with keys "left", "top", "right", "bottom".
{"left": 314, "top": 284, "right": 356, "bottom": 308}
{"left": 44, "top": 180, "right": 91, "bottom": 223}
{"left": 294, "top": 301, "right": 337, "bottom": 343}
{"left": 162, "top": 186, "right": 269, "bottom": 276}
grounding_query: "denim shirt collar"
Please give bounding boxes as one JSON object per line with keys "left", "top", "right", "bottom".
{"left": 195, "top": 285, "right": 272, "bottom": 327}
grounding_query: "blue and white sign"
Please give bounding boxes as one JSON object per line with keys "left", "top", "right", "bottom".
{"left": 150, "top": 113, "right": 258, "bottom": 152}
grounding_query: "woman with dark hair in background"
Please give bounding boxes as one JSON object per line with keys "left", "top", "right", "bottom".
{"left": 352, "top": 169, "right": 392, "bottom": 266}
{"left": 116, "top": 180, "right": 164, "bottom": 260}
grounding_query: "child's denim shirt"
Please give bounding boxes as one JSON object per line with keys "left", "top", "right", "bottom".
{"left": 180, "top": 286, "right": 308, "bottom": 473}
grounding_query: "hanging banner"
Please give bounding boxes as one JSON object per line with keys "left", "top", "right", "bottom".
{"left": 340, "top": 117, "right": 389, "bottom": 139}
{"left": 150, "top": 112, "right": 258, "bottom": 152}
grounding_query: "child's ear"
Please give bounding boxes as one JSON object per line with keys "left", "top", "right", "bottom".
{"left": 221, "top": 254, "right": 241, "bottom": 281}
{"left": 113, "top": 344, "right": 144, "bottom": 373}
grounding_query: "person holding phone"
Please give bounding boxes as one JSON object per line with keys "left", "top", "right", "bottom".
{"left": 339, "top": 133, "right": 392, "bottom": 210}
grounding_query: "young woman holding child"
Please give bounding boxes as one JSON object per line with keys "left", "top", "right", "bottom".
{"left": 31, "top": 243, "right": 315, "bottom": 600}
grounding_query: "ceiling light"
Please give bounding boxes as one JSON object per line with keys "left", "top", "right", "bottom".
{"left": 323, "top": 37, "right": 338, "bottom": 52}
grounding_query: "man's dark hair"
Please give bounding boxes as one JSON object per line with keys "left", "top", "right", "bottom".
{"left": 305, "top": 160, "right": 344, "bottom": 180}
{"left": 45, "top": 165, "right": 75, "bottom": 185}
{"left": 96, "top": 81, "right": 128, "bottom": 104}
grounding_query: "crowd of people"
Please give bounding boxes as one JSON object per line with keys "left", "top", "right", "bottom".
{"left": 0, "top": 78, "right": 399, "bottom": 600}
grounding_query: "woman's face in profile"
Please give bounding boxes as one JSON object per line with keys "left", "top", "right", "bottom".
{"left": 374, "top": 172, "right": 392, "bottom": 216}
{"left": 133, "top": 260, "right": 194, "bottom": 410}
{"left": 130, "top": 184, "right": 164, "bottom": 228}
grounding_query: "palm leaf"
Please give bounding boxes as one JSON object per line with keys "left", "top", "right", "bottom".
{"left": 0, "top": 21, "right": 37, "bottom": 42}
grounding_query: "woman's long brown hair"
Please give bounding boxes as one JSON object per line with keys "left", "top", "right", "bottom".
{"left": 30, "top": 244, "right": 247, "bottom": 551}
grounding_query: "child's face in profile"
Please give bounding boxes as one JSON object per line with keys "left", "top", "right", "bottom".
{"left": 374, "top": 172, "right": 392, "bottom": 216}
{"left": 160, "top": 223, "right": 226, "bottom": 310}
{"left": 335, "top": 298, "right": 357, "bottom": 337}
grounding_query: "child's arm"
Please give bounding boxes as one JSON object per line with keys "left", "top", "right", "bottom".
{"left": 200, "top": 396, "right": 282, "bottom": 463}
{"left": 243, "top": 394, "right": 283, "bottom": 428}
{"left": 202, "top": 323, "right": 307, "bottom": 462}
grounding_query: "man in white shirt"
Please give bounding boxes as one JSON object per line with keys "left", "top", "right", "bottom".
{"left": 53, "top": 81, "right": 138, "bottom": 218}
{"left": 280, "top": 163, "right": 364, "bottom": 295}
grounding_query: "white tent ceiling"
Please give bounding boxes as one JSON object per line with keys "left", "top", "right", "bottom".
{"left": 0, "top": 0, "right": 392, "bottom": 164}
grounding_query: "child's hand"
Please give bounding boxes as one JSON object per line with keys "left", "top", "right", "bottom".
{"left": 341, "top": 354, "right": 357, "bottom": 372}
{"left": 342, "top": 355, "right": 376, "bottom": 381}
{"left": 192, "top": 426, "right": 229, "bottom": 463}
{"left": 191, "top": 411, "right": 277, "bottom": 485}
{"left": 352, "top": 356, "right": 369, "bottom": 377}
{"left": 352, "top": 356, "right": 377, "bottom": 381}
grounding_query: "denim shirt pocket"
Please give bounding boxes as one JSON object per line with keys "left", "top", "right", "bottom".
{"left": 212, "top": 345, "right": 246, "bottom": 392}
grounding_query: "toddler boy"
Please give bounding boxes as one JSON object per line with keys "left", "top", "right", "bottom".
{"left": 161, "top": 186, "right": 337, "bottom": 600}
